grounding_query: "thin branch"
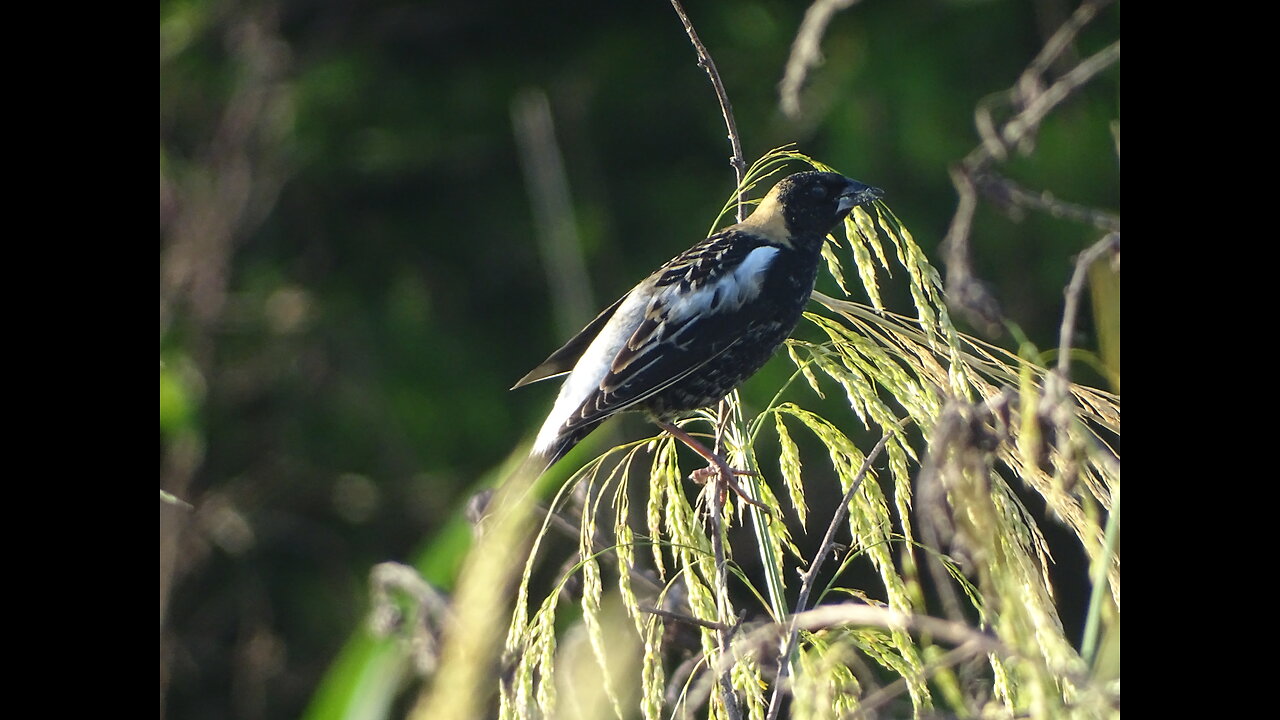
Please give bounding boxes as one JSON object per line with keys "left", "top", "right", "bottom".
{"left": 998, "top": 40, "right": 1121, "bottom": 154}
{"left": 642, "top": 605, "right": 735, "bottom": 633}
{"left": 942, "top": 1, "right": 1119, "bottom": 335}
{"left": 368, "top": 562, "right": 452, "bottom": 674}
{"left": 913, "top": 405, "right": 981, "bottom": 628}
{"left": 707, "top": 478, "right": 742, "bottom": 719}
{"left": 847, "top": 641, "right": 991, "bottom": 719}
{"left": 669, "top": 0, "right": 748, "bottom": 221}
{"left": 786, "top": 603, "right": 1005, "bottom": 657}
{"left": 941, "top": 166, "right": 1003, "bottom": 336}
{"left": 766, "top": 423, "right": 904, "bottom": 720}
{"left": 701, "top": 601, "right": 1008, "bottom": 719}
{"left": 1019, "top": 0, "right": 1113, "bottom": 100}
{"left": 976, "top": 173, "right": 1121, "bottom": 233}
{"left": 1055, "top": 233, "right": 1120, "bottom": 379}
{"left": 973, "top": 0, "right": 1117, "bottom": 164}
{"left": 1037, "top": 231, "right": 1120, "bottom": 486}
{"left": 778, "top": 0, "right": 864, "bottom": 120}
{"left": 666, "top": 4, "right": 752, "bottom": 715}
{"left": 655, "top": 422, "right": 743, "bottom": 718}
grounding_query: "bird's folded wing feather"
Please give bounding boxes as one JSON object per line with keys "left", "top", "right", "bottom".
{"left": 511, "top": 294, "right": 627, "bottom": 389}
{"left": 560, "top": 233, "right": 779, "bottom": 430}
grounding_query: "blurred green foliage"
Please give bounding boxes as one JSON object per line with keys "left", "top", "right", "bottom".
{"left": 160, "top": 1, "right": 1119, "bottom": 718}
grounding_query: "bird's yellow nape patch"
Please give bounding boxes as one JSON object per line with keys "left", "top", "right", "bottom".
{"left": 736, "top": 192, "right": 792, "bottom": 248}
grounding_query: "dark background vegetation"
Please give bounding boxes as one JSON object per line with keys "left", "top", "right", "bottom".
{"left": 159, "top": 1, "right": 1119, "bottom": 717}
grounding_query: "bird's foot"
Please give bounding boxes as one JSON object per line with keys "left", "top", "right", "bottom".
{"left": 689, "top": 464, "right": 767, "bottom": 510}
{"left": 656, "top": 419, "right": 769, "bottom": 511}
{"left": 688, "top": 465, "right": 758, "bottom": 484}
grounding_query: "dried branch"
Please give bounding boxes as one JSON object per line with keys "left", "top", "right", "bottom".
{"left": 995, "top": 40, "right": 1120, "bottom": 158}
{"left": 665, "top": 3, "right": 756, "bottom": 715}
{"left": 705, "top": 480, "right": 742, "bottom": 719}
{"left": 976, "top": 173, "right": 1121, "bottom": 233}
{"left": 1019, "top": 0, "right": 1113, "bottom": 102}
{"left": 943, "top": 0, "right": 1120, "bottom": 334}
{"left": 1038, "top": 231, "right": 1121, "bottom": 485}
{"left": 368, "top": 562, "right": 453, "bottom": 675}
{"left": 849, "top": 642, "right": 991, "bottom": 719}
{"left": 1055, "top": 233, "right": 1120, "bottom": 379}
{"left": 642, "top": 605, "right": 736, "bottom": 633}
{"left": 941, "top": 166, "right": 1003, "bottom": 336}
{"left": 688, "top": 600, "right": 1008, "bottom": 719}
{"left": 740, "top": 603, "right": 1007, "bottom": 718}
{"left": 778, "top": 0, "right": 865, "bottom": 120}
{"left": 787, "top": 603, "right": 1004, "bottom": 656}
{"left": 669, "top": 0, "right": 748, "bottom": 222}
{"left": 766, "top": 424, "right": 903, "bottom": 720}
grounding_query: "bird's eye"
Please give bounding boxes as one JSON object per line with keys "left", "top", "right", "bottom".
{"left": 808, "top": 185, "right": 828, "bottom": 200}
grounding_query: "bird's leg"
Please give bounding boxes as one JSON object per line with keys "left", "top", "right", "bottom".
{"left": 712, "top": 397, "right": 733, "bottom": 457}
{"left": 655, "top": 420, "right": 766, "bottom": 510}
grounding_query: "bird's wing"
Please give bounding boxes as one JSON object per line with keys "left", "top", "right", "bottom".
{"left": 562, "top": 231, "right": 780, "bottom": 429}
{"left": 511, "top": 294, "right": 627, "bottom": 389}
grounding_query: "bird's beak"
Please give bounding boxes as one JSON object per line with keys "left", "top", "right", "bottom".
{"left": 837, "top": 180, "right": 884, "bottom": 214}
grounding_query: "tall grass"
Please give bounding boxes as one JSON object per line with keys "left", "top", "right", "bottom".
{"left": 495, "top": 149, "right": 1119, "bottom": 719}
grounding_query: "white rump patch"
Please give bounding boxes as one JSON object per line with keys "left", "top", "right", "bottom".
{"left": 533, "top": 285, "right": 650, "bottom": 456}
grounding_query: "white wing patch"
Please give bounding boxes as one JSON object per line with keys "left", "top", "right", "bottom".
{"left": 664, "top": 245, "right": 779, "bottom": 323}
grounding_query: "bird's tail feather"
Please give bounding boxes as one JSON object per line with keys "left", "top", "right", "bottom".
{"left": 531, "top": 421, "right": 603, "bottom": 474}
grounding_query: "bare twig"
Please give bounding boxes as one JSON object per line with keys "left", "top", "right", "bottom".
{"left": 666, "top": 3, "right": 755, "bottom": 715}
{"left": 778, "top": 0, "right": 864, "bottom": 120}
{"left": 368, "top": 562, "right": 453, "bottom": 674}
{"left": 997, "top": 41, "right": 1120, "bottom": 155}
{"left": 972, "top": 5, "right": 1118, "bottom": 164}
{"left": 849, "top": 642, "right": 991, "bottom": 719}
{"left": 1037, "top": 231, "right": 1120, "bottom": 487}
{"left": 669, "top": 0, "right": 748, "bottom": 221}
{"left": 976, "top": 174, "right": 1121, "bottom": 233}
{"left": 943, "top": 1, "right": 1120, "bottom": 334}
{"left": 707, "top": 477, "right": 742, "bottom": 719}
{"left": 787, "top": 603, "right": 1004, "bottom": 659}
{"left": 1055, "top": 233, "right": 1120, "bottom": 379}
{"left": 812, "top": 604, "right": 998, "bottom": 648}
{"left": 941, "top": 166, "right": 1003, "bottom": 336}
{"left": 1019, "top": 0, "right": 1113, "bottom": 101}
{"left": 766, "top": 424, "right": 904, "bottom": 720}
{"left": 916, "top": 409, "right": 974, "bottom": 626}
{"left": 696, "top": 601, "right": 1007, "bottom": 719}
{"left": 642, "top": 605, "right": 735, "bottom": 633}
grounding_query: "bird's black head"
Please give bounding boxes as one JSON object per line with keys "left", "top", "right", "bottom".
{"left": 747, "top": 171, "right": 883, "bottom": 246}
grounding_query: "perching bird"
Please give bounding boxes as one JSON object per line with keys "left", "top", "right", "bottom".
{"left": 513, "top": 171, "right": 883, "bottom": 481}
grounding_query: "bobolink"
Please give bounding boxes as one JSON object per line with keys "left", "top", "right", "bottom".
{"left": 514, "top": 171, "right": 883, "bottom": 480}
